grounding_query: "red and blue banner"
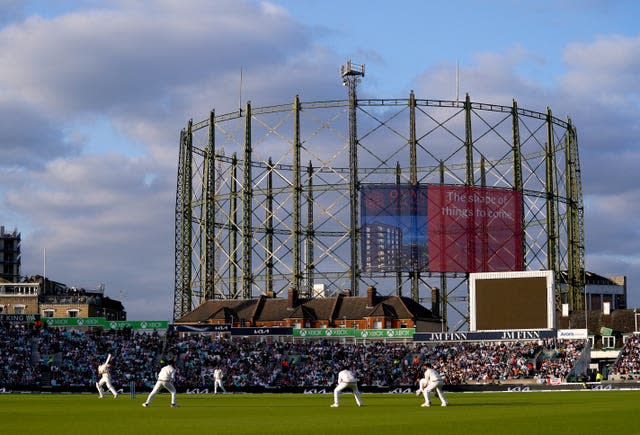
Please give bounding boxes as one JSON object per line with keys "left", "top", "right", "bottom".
{"left": 361, "top": 184, "right": 523, "bottom": 273}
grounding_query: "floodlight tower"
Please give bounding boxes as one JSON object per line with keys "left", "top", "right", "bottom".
{"left": 341, "top": 60, "right": 365, "bottom": 296}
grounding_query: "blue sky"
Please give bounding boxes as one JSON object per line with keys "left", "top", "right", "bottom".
{"left": 274, "top": 0, "right": 640, "bottom": 94}
{"left": 1, "top": 0, "right": 639, "bottom": 321}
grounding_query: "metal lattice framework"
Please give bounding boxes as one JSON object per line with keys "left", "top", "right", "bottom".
{"left": 174, "top": 64, "right": 585, "bottom": 328}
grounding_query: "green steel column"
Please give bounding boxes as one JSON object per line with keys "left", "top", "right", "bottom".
{"left": 480, "top": 157, "right": 488, "bottom": 268}
{"left": 565, "top": 127, "right": 575, "bottom": 309}
{"left": 306, "top": 161, "right": 315, "bottom": 298}
{"left": 464, "top": 94, "right": 474, "bottom": 186}
{"left": 395, "top": 162, "right": 402, "bottom": 296}
{"left": 172, "top": 129, "right": 184, "bottom": 319}
{"left": 293, "top": 96, "right": 302, "bottom": 292}
{"left": 574, "top": 122, "right": 586, "bottom": 310}
{"left": 545, "top": 108, "right": 558, "bottom": 274}
{"left": 409, "top": 91, "right": 417, "bottom": 185}
{"left": 464, "top": 94, "right": 475, "bottom": 279}
{"left": 182, "top": 121, "right": 193, "bottom": 314}
{"left": 409, "top": 91, "right": 419, "bottom": 302}
{"left": 566, "top": 120, "right": 585, "bottom": 310}
{"left": 439, "top": 160, "right": 447, "bottom": 330}
{"left": 512, "top": 100, "right": 525, "bottom": 270}
{"left": 231, "top": 153, "right": 239, "bottom": 299}
{"left": 202, "top": 110, "right": 215, "bottom": 302}
{"left": 242, "top": 102, "right": 253, "bottom": 299}
{"left": 173, "top": 125, "right": 193, "bottom": 319}
{"left": 266, "top": 158, "right": 274, "bottom": 296}
{"left": 347, "top": 77, "right": 360, "bottom": 295}
{"left": 172, "top": 130, "right": 186, "bottom": 320}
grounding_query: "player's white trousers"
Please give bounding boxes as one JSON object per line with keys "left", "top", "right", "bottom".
{"left": 96, "top": 375, "right": 117, "bottom": 397}
{"left": 422, "top": 380, "right": 447, "bottom": 405}
{"left": 214, "top": 379, "right": 226, "bottom": 394}
{"left": 333, "top": 382, "right": 362, "bottom": 406}
{"left": 145, "top": 380, "right": 177, "bottom": 405}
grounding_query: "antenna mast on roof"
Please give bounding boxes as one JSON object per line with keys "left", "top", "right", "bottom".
{"left": 341, "top": 60, "right": 365, "bottom": 297}
{"left": 340, "top": 60, "right": 365, "bottom": 89}
{"left": 456, "top": 59, "right": 460, "bottom": 101}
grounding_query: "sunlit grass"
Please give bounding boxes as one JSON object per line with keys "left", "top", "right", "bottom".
{"left": 1, "top": 390, "right": 639, "bottom": 434}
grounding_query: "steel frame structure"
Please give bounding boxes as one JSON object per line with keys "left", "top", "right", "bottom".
{"left": 174, "top": 65, "right": 585, "bottom": 328}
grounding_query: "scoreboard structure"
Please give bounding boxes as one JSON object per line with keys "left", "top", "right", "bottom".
{"left": 469, "top": 270, "right": 555, "bottom": 331}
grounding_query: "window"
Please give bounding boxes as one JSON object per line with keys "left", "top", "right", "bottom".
{"left": 0, "top": 305, "right": 4, "bottom": 314}
{"left": 67, "top": 309, "right": 79, "bottom": 318}
{"left": 43, "top": 309, "right": 55, "bottom": 318}
{"left": 373, "top": 320, "right": 382, "bottom": 329}
{"left": 602, "top": 336, "right": 615, "bottom": 349}
{"left": 13, "top": 304, "right": 25, "bottom": 314}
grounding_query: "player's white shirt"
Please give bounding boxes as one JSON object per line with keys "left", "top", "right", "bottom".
{"left": 338, "top": 369, "right": 357, "bottom": 383}
{"left": 424, "top": 367, "right": 442, "bottom": 383}
{"left": 214, "top": 369, "right": 223, "bottom": 380}
{"left": 158, "top": 365, "right": 176, "bottom": 382}
{"left": 98, "top": 363, "right": 111, "bottom": 378}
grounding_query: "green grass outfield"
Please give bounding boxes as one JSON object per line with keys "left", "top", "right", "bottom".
{"left": 2, "top": 390, "right": 640, "bottom": 434}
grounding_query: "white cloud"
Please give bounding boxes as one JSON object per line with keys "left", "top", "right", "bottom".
{"left": 0, "top": 0, "right": 311, "bottom": 118}
{"left": 0, "top": 0, "right": 342, "bottom": 320}
{"left": 562, "top": 34, "right": 640, "bottom": 101}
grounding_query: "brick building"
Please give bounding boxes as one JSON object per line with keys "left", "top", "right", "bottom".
{"left": 0, "top": 282, "right": 39, "bottom": 315}
{"left": 175, "top": 286, "right": 443, "bottom": 332}
{"left": 0, "top": 276, "right": 125, "bottom": 320}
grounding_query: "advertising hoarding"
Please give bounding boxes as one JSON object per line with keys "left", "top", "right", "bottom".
{"left": 361, "top": 184, "right": 523, "bottom": 273}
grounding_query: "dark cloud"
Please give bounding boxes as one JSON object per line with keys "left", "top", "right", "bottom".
{"left": 0, "top": 0, "right": 311, "bottom": 118}
{"left": 13, "top": 153, "right": 176, "bottom": 319}
{"left": 0, "top": 101, "right": 81, "bottom": 169}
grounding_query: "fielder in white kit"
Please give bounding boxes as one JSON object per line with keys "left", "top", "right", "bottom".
{"left": 331, "top": 368, "right": 363, "bottom": 407}
{"left": 96, "top": 353, "right": 118, "bottom": 399}
{"left": 143, "top": 360, "right": 178, "bottom": 408}
{"left": 213, "top": 367, "right": 226, "bottom": 394}
{"left": 417, "top": 362, "right": 448, "bottom": 407}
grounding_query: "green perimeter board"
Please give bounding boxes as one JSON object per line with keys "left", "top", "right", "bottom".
{"left": 1, "top": 391, "right": 639, "bottom": 434}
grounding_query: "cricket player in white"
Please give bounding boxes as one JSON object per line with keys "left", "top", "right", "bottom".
{"left": 417, "top": 362, "right": 448, "bottom": 407}
{"left": 331, "top": 368, "right": 363, "bottom": 407}
{"left": 96, "top": 353, "right": 118, "bottom": 399}
{"left": 143, "top": 360, "right": 178, "bottom": 408}
{"left": 213, "top": 368, "right": 226, "bottom": 394}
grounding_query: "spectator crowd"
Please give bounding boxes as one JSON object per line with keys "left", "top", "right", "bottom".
{"left": 608, "top": 335, "right": 640, "bottom": 380}
{"left": 0, "top": 321, "right": 596, "bottom": 390}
